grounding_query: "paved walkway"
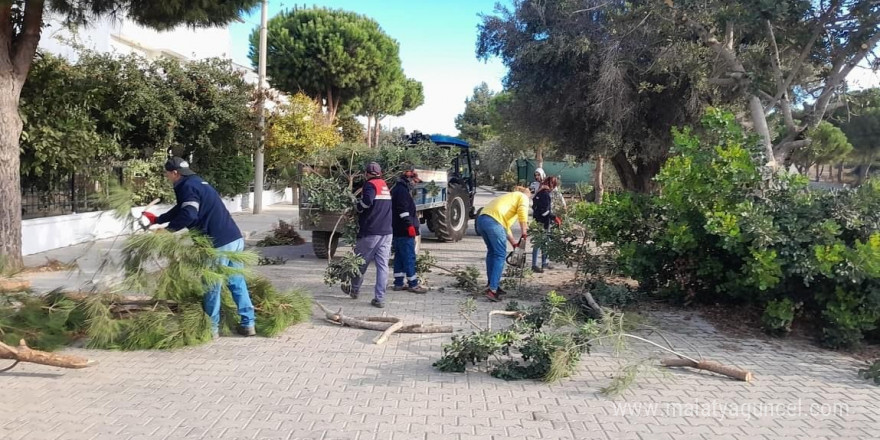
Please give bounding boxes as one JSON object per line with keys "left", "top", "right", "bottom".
{"left": 3, "top": 198, "right": 879, "bottom": 440}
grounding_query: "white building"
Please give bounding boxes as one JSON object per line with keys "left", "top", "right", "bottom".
{"left": 39, "top": 14, "right": 233, "bottom": 62}
{"left": 38, "top": 14, "right": 278, "bottom": 95}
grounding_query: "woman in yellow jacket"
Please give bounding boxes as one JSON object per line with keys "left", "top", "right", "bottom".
{"left": 476, "top": 187, "right": 531, "bottom": 301}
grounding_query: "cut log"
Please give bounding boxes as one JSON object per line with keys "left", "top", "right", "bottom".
{"left": 397, "top": 324, "right": 454, "bottom": 333}
{"left": 315, "top": 302, "right": 452, "bottom": 344}
{"left": 0, "top": 278, "right": 30, "bottom": 292}
{"left": 661, "top": 358, "right": 753, "bottom": 382}
{"left": 0, "top": 339, "right": 97, "bottom": 370}
{"left": 487, "top": 310, "right": 524, "bottom": 330}
{"left": 373, "top": 320, "right": 405, "bottom": 345}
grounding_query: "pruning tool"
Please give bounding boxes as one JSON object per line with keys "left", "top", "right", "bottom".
{"left": 135, "top": 198, "right": 162, "bottom": 231}
{"left": 506, "top": 236, "right": 527, "bottom": 269}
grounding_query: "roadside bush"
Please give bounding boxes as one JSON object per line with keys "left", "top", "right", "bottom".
{"left": 495, "top": 171, "right": 518, "bottom": 191}
{"left": 123, "top": 150, "right": 175, "bottom": 205}
{"left": 578, "top": 109, "right": 880, "bottom": 348}
{"left": 761, "top": 298, "right": 799, "bottom": 336}
{"left": 588, "top": 281, "right": 640, "bottom": 308}
{"left": 20, "top": 52, "right": 258, "bottom": 198}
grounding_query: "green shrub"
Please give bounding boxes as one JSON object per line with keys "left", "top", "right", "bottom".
{"left": 495, "top": 171, "right": 518, "bottom": 191}
{"left": 821, "top": 288, "right": 879, "bottom": 349}
{"left": 589, "top": 281, "right": 640, "bottom": 308}
{"left": 123, "top": 150, "right": 175, "bottom": 206}
{"left": 859, "top": 359, "right": 880, "bottom": 385}
{"left": 434, "top": 292, "right": 587, "bottom": 381}
{"left": 761, "top": 298, "right": 798, "bottom": 336}
{"left": 577, "top": 109, "right": 880, "bottom": 345}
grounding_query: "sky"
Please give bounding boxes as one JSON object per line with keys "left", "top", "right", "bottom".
{"left": 229, "top": 1, "right": 880, "bottom": 136}
{"left": 229, "top": 0, "right": 509, "bottom": 136}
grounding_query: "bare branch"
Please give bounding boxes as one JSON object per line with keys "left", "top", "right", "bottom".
{"left": 723, "top": 22, "right": 734, "bottom": 51}
{"left": 766, "top": 20, "right": 785, "bottom": 91}
{"left": 811, "top": 30, "right": 880, "bottom": 124}
{"left": 774, "top": 138, "right": 811, "bottom": 162}
{"left": 708, "top": 78, "right": 737, "bottom": 86}
{"left": 573, "top": 1, "right": 614, "bottom": 14}
{"left": 781, "top": 98, "right": 797, "bottom": 133}
{"left": 765, "top": 0, "right": 841, "bottom": 111}
{"left": 620, "top": 12, "right": 653, "bottom": 39}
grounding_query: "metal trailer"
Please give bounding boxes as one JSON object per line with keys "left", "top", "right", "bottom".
{"left": 300, "top": 134, "right": 478, "bottom": 259}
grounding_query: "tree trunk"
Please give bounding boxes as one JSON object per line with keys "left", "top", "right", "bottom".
{"left": 325, "top": 87, "right": 339, "bottom": 123}
{"left": 828, "top": 164, "right": 834, "bottom": 181}
{"left": 0, "top": 0, "right": 44, "bottom": 270}
{"left": 594, "top": 156, "right": 605, "bottom": 204}
{"left": 816, "top": 165, "right": 822, "bottom": 182}
{"left": 749, "top": 96, "right": 777, "bottom": 168}
{"left": 536, "top": 141, "right": 544, "bottom": 169}
{"left": 837, "top": 163, "right": 843, "bottom": 183}
{"left": 860, "top": 162, "right": 872, "bottom": 185}
{"left": 374, "top": 118, "right": 381, "bottom": 148}
{"left": 365, "top": 116, "right": 372, "bottom": 148}
{"left": 291, "top": 163, "right": 303, "bottom": 205}
{"left": 0, "top": 73, "right": 24, "bottom": 269}
{"left": 610, "top": 151, "right": 661, "bottom": 193}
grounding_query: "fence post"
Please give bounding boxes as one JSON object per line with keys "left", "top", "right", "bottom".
{"left": 70, "top": 174, "right": 77, "bottom": 214}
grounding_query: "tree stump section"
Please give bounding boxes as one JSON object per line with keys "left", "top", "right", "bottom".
{"left": 0, "top": 339, "right": 97, "bottom": 370}
{"left": 0, "top": 278, "right": 30, "bottom": 292}
{"left": 661, "top": 358, "right": 753, "bottom": 382}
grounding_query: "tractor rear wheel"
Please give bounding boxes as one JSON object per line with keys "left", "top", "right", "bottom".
{"left": 430, "top": 185, "right": 468, "bottom": 242}
{"left": 312, "top": 231, "right": 340, "bottom": 259}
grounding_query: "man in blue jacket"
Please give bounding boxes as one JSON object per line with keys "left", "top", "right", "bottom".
{"left": 143, "top": 157, "right": 256, "bottom": 337}
{"left": 391, "top": 167, "right": 428, "bottom": 293}
{"left": 345, "top": 162, "right": 393, "bottom": 308}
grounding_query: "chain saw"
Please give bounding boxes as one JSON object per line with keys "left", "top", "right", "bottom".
{"left": 506, "top": 236, "right": 527, "bottom": 269}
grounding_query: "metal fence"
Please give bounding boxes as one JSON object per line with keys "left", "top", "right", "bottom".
{"left": 20, "top": 169, "right": 123, "bottom": 220}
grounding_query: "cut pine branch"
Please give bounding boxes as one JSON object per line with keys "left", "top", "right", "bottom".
{"left": 662, "top": 358, "right": 753, "bottom": 382}
{"left": 0, "top": 339, "right": 97, "bottom": 370}
{"left": 315, "top": 302, "right": 452, "bottom": 344}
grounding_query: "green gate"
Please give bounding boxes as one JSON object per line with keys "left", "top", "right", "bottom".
{"left": 516, "top": 159, "right": 594, "bottom": 189}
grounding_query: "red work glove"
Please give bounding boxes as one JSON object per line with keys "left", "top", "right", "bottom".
{"left": 407, "top": 225, "right": 416, "bottom": 238}
{"left": 554, "top": 216, "right": 562, "bottom": 226}
{"left": 142, "top": 212, "right": 157, "bottom": 225}
{"left": 521, "top": 232, "right": 528, "bottom": 242}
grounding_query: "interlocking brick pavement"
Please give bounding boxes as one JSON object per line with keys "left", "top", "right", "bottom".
{"left": 4, "top": 195, "right": 880, "bottom": 439}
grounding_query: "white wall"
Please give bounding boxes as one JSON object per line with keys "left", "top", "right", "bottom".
{"left": 21, "top": 188, "right": 293, "bottom": 256}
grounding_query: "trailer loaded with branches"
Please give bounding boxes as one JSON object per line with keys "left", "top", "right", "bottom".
{"left": 299, "top": 133, "right": 478, "bottom": 259}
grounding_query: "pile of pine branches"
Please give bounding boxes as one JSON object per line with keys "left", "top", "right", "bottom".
{"left": 1, "top": 231, "right": 311, "bottom": 352}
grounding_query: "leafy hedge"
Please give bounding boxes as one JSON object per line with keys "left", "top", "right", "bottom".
{"left": 20, "top": 51, "right": 259, "bottom": 199}
{"left": 579, "top": 109, "right": 880, "bottom": 348}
